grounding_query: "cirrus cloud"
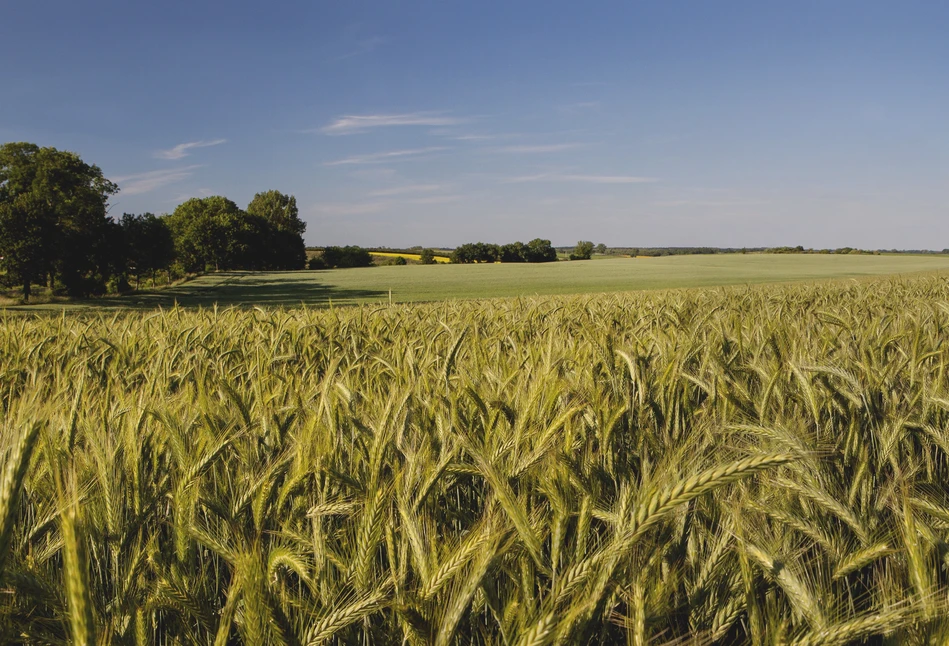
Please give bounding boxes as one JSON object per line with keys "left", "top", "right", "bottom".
{"left": 319, "top": 112, "right": 465, "bottom": 135}
{"left": 154, "top": 139, "right": 227, "bottom": 160}
{"left": 324, "top": 147, "right": 448, "bottom": 166}
{"left": 111, "top": 165, "right": 203, "bottom": 195}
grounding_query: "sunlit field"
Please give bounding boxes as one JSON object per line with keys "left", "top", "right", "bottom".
{"left": 3, "top": 274, "right": 949, "bottom": 642}
{"left": 9, "top": 253, "right": 949, "bottom": 310}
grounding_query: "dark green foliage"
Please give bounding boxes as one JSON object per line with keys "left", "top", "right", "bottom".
{"left": 320, "top": 246, "right": 372, "bottom": 268}
{"left": 0, "top": 193, "right": 51, "bottom": 301}
{"left": 451, "top": 242, "right": 500, "bottom": 263}
{"left": 523, "top": 238, "right": 557, "bottom": 262}
{"left": 569, "top": 240, "right": 595, "bottom": 260}
{"left": 0, "top": 142, "right": 119, "bottom": 299}
{"left": 499, "top": 242, "right": 527, "bottom": 263}
{"left": 246, "top": 190, "right": 307, "bottom": 270}
{"left": 166, "top": 192, "right": 308, "bottom": 273}
{"left": 419, "top": 248, "right": 437, "bottom": 264}
{"left": 165, "top": 196, "right": 247, "bottom": 272}
{"left": 452, "top": 239, "right": 557, "bottom": 263}
{"left": 119, "top": 213, "right": 175, "bottom": 285}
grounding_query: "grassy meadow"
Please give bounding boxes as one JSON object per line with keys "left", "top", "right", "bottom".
{"left": 3, "top": 273, "right": 949, "bottom": 643}
{"left": 10, "top": 253, "right": 949, "bottom": 310}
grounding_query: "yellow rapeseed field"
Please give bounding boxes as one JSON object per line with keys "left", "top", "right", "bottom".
{"left": 370, "top": 251, "right": 452, "bottom": 263}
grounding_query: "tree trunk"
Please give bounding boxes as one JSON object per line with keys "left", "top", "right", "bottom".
{"left": 22, "top": 281, "right": 30, "bottom": 302}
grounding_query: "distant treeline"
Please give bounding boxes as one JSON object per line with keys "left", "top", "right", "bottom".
{"left": 451, "top": 239, "right": 558, "bottom": 263}
{"left": 597, "top": 246, "right": 949, "bottom": 256}
{"left": 0, "top": 142, "right": 307, "bottom": 301}
{"left": 600, "top": 247, "right": 753, "bottom": 256}
{"left": 308, "top": 246, "right": 373, "bottom": 269}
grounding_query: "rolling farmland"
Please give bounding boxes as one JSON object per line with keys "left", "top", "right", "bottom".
{"left": 10, "top": 253, "right": 949, "bottom": 310}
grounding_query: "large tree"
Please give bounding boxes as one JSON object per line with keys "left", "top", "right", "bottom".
{"left": 0, "top": 142, "right": 119, "bottom": 299}
{"left": 165, "top": 196, "right": 253, "bottom": 272}
{"left": 523, "top": 238, "right": 558, "bottom": 263}
{"left": 245, "top": 190, "right": 307, "bottom": 269}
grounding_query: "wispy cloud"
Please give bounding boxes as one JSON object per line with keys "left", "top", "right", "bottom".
{"left": 112, "top": 166, "right": 203, "bottom": 195}
{"left": 369, "top": 184, "right": 445, "bottom": 197}
{"left": 337, "top": 36, "right": 385, "bottom": 60}
{"left": 154, "top": 139, "right": 227, "bottom": 160}
{"left": 504, "top": 173, "right": 658, "bottom": 184}
{"left": 325, "top": 147, "right": 448, "bottom": 166}
{"left": 320, "top": 112, "right": 465, "bottom": 135}
{"left": 493, "top": 143, "right": 584, "bottom": 154}
{"left": 451, "top": 134, "right": 498, "bottom": 141}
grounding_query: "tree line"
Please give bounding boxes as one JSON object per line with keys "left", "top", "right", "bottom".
{"left": 0, "top": 142, "right": 307, "bottom": 300}
{"left": 450, "top": 239, "right": 558, "bottom": 263}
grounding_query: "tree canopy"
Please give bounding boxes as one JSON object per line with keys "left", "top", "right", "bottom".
{"left": 119, "top": 213, "right": 175, "bottom": 285}
{"left": 318, "top": 246, "right": 372, "bottom": 269}
{"left": 165, "top": 193, "right": 308, "bottom": 273}
{"left": 246, "top": 190, "right": 307, "bottom": 270}
{"left": 450, "top": 238, "right": 557, "bottom": 264}
{"left": 0, "top": 142, "right": 119, "bottom": 299}
{"left": 569, "top": 240, "right": 595, "bottom": 260}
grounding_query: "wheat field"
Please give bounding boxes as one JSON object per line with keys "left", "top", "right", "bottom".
{"left": 3, "top": 275, "right": 949, "bottom": 644}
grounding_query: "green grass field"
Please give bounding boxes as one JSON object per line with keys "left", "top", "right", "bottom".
{"left": 10, "top": 253, "right": 949, "bottom": 309}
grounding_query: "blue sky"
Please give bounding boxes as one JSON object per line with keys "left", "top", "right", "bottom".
{"left": 2, "top": 1, "right": 947, "bottom": 248}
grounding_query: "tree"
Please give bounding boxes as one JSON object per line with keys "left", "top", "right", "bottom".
{"left": 119, "top": 213, "right": 175, "bottom": 286}
{"left": 0, "top": 142, "right": 119, "bottom": 299}
{"left": 450, "top": 244, "right": 476, "bottom": 263}
{"left": 454, "top": 239, "right": 556, "bottom": 263}
{"left": 569, "top": 240, "right": 595, "bottom": 260}
{"left": 472, "top": 242, "right": 499, "bottom": 263}
{"left": 0, "top": 193, "right": 51, "bottom": 301}
{"left": 246, "top": 190, "right": 307, "bottom": 270}
{"left": 165, "top": 196, "right": 256, "bottom": 272}
{"left": 524, "top": 238, "right": 557, "bottom": 263}
{"left": 595, "top": 243, "right": 607, "bottom": 255}
{"left": 320, "top": 246, "right": 372, "bottom": 268}
{"left": 419, "top": 248, "right": 437, "bottom": 265}
{"left": 499, "top": 242, "right": 527, "bottom": 263}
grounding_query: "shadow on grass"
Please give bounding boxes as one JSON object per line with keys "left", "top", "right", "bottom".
{"left": 7, "top": 272, "right": 388, "bottom": 311}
